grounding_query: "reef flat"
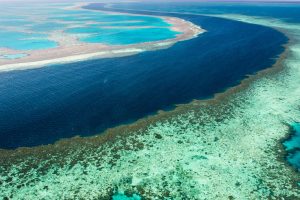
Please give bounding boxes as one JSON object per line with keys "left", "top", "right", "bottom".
{"left": 0, "top": 3, "right": 203, "bottom": 72}
{"left": 0, "top": 12, "right": 300, "bottom": 200}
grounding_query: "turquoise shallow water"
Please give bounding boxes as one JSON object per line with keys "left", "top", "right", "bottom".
{"left": 0, "top": 31, "right": 57, "bottom": 50}
{"left": 62, "top": 12, "right": 176, "bottom": 45}
{"left": 112, "top": 193, "right": 142, "bottom": 200}
{"left": 0, "top": 3, "right": 176, "bottom": 52}
{"left": 50, "top": 14, "right": 170, "bottom": 26}
{"left": 0, "top": 53, "right": 27, "bottom": 59}
{"left": 77, "top": 27, "right": 178, "bottom": 45}
{"left": 284, "top": 123, "right": 300, "bottom": 170}
{"left": 0, "top": 19, "right": 31, "bottom": 26}
{"left": 29, "top": 22, "right": 67, "bottom": 32}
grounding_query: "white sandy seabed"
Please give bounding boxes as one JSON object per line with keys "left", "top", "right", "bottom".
{"left": 1, "top": 15, "right": 300, "bottom": 199}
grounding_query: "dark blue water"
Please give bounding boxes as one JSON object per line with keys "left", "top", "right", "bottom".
{"left": 0, "top": 4, "right": 287, "bottom": 149}
{"left": 102, "top": 2, "right": 300, "bottom": 172}
{"left": 284, "top": 123, "right": 300, "bottom": 170}
{"left": 111, "top": 2, "right": 300, "bottom": 23}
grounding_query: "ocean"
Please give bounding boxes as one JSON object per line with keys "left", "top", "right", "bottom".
{"left": 109, "top": 1, "right": 300, "bottom": 172}
{"left": 0, "top": 4, "right": 287, "bottom": 149}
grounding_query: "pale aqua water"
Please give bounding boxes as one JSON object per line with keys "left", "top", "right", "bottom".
{"left": 67, "top": 27, "right": 179, "bottom": 45}
{"left": 29, "top": 22, "right": 67, "bottom": 32}
{"left": 0, "top": 31, "right": 57, "bottom": 50}
{"left": 0, "top": 53, "right": 27, "bottom": 59}
{"left": 0, "top": 3, "right": 177, "bottom": 52}
{"left": 0, "top": 19, "right": 31, "bottom": 26}
{"left": 112, "top": 193, "right": 142, "bottom": 200}
{"left": 50, "top": 13, "right": 170, "bottom": 26}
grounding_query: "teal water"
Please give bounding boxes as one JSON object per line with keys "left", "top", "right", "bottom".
{"left": 60, "top": 12, "right": 175, "bottom": 45}
{"left": 68, "top": 27, "right": 179, "bottom": 45}
{"left": 51, "top": 14, "right": 170, "bottom": 26}
{"left": 0, "top": 53, "right": 27, "bottom": 59}
{"left": 29, "top": 22, "right": 67, "bottom": 32}
{"left": 0, "top": 15, "right": 25, "bottom": 20}
{"left": 0, "top": 31, "right": 57, "bottom": 50}
{"left": 112, "top": 193, "right": 142, "bottom": 200}
{"left": 0, "top": 19, "right": 31, "bottom": 26}
{"left": 0, "top": 3, "right": 176, "bottom": 51}
{"left": 284, "top": 123, "right": 300, "bottom": 170}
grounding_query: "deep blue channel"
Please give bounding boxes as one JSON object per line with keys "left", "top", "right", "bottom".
{"left": 0, "top": 4, "right": 287, "bottom": 149}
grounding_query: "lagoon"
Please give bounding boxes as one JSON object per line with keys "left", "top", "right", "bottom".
{"left": 0, "top": 3, "right": 178, "bottom": 53}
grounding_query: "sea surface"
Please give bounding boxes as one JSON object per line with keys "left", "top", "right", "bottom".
{"left": 111, "top": 2, "right": 300, "bottom": 23}
{"left": 0, "top": 4, "right": 287, "bottom": 149}
{"left": 110, "top": 1, "right": 300, "bottom": 171}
